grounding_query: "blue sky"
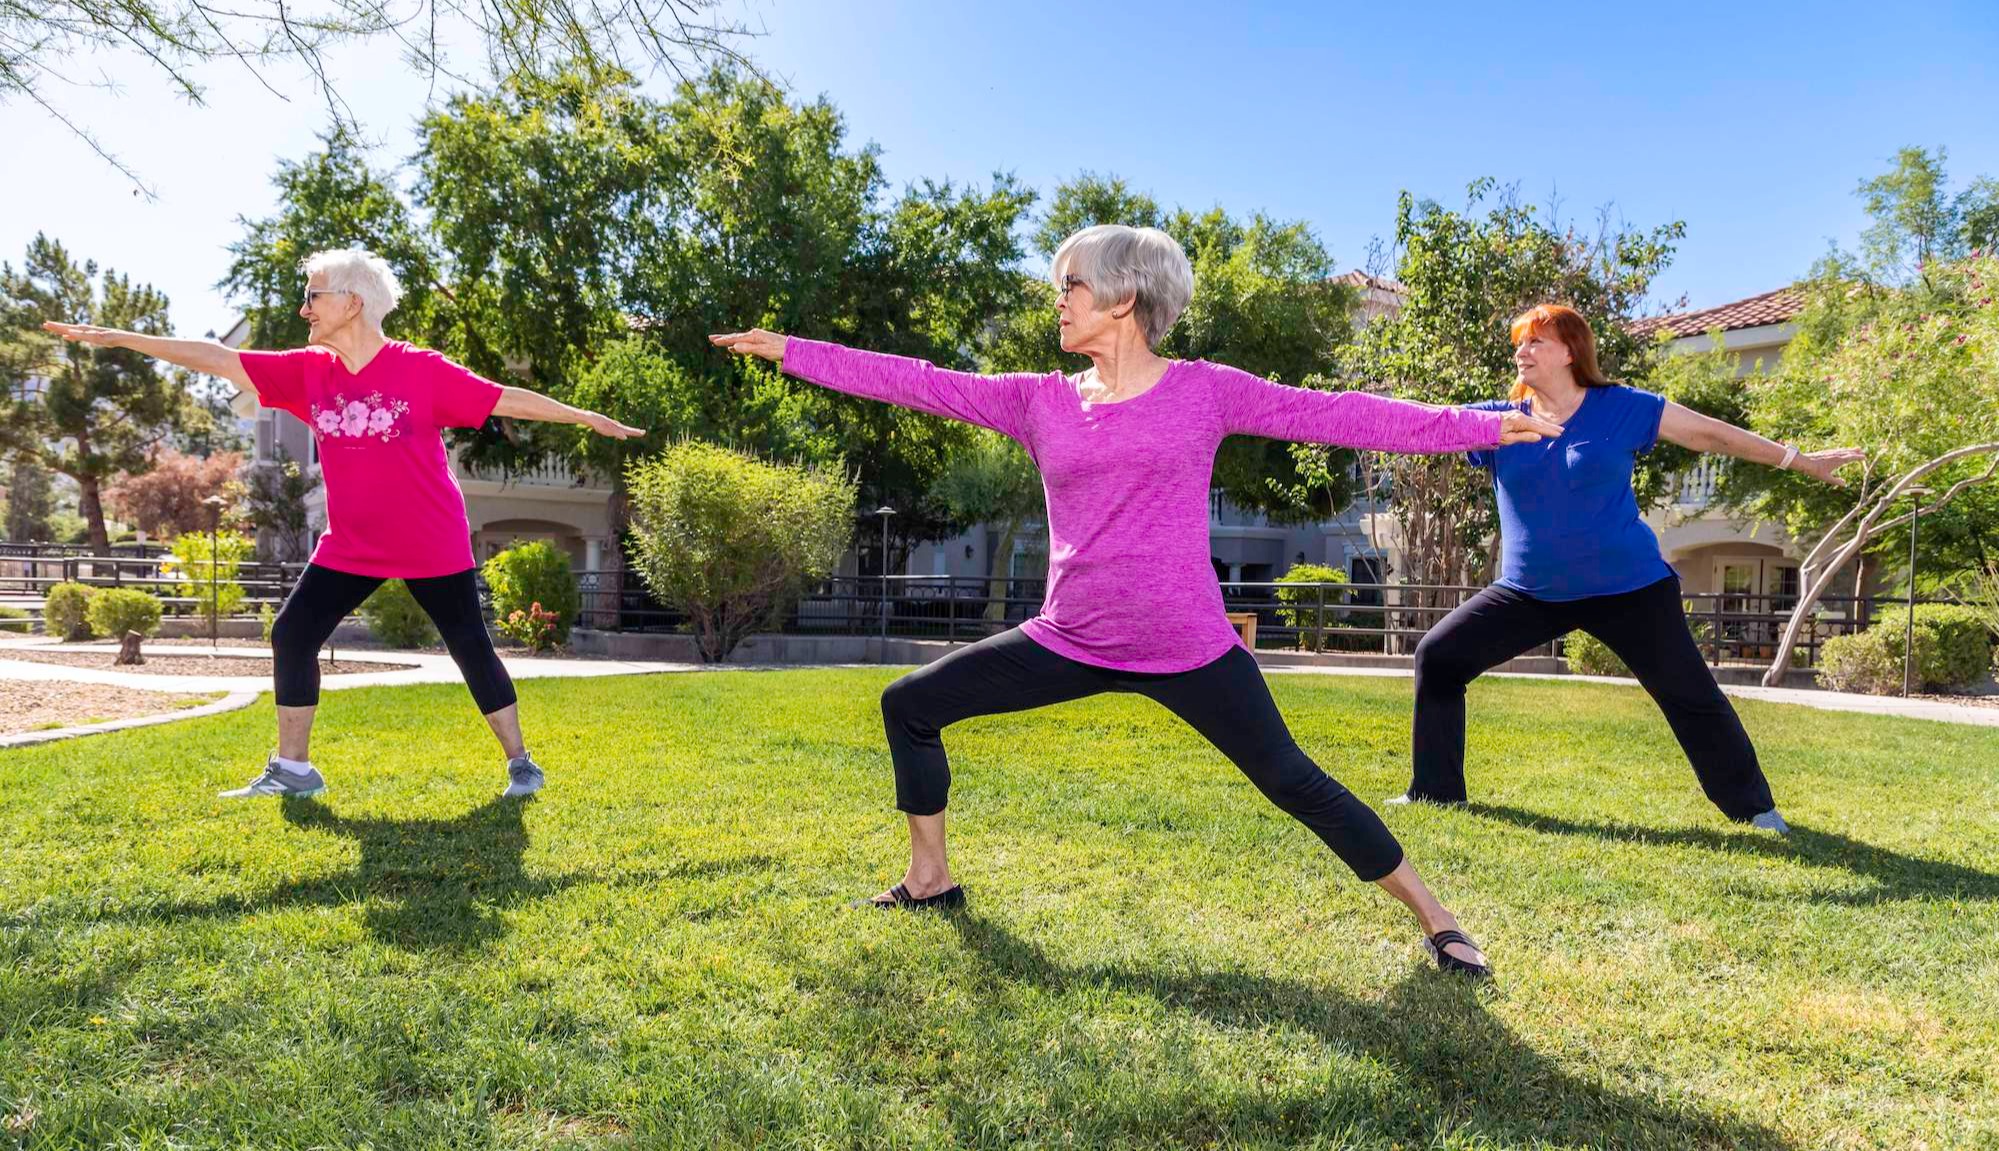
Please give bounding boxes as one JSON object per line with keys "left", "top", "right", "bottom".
{"left": 4, "top": 0, "right": 1996, "bottom": 340}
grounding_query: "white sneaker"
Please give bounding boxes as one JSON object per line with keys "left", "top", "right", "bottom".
{"left": 503, "top": 755, "right": 544, "bottom": 798}
{"left": 1751, "top": 809, "right": 1791, "bottom": 835}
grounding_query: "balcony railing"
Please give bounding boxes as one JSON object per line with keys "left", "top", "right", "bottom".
{"left": 458, "top": 456, "right": 604, "bottom": 489}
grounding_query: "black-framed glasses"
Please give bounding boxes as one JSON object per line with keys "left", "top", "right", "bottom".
{"left": 1057, "top": 274, "right": 1088, "bottom": 299}
{"left": 302, "top": 288, "right": 353, "bottom": 307}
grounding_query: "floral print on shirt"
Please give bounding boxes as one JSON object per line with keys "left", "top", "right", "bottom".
{"left": 310, "top": 392, "right": 410, "bottom": 442}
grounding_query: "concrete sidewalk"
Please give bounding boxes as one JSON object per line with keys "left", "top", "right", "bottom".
{"left": 1265, "top": 664, "right": 1999, "bottom": 728}
{"left": 0, "top": 637, "right": 697, "bottom": 695}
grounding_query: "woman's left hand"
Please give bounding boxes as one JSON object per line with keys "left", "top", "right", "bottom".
{"left": 1498, "top": 410, "right": 1564, "bottom": 445}
{"left": 582, "top": 411, "right": 644, "bottom": 439}
{"left": 1792, "top": 447, "right": 1866, "bottom": 487}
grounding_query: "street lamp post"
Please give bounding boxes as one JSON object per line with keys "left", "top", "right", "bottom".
{"left": 201, "top": 494, "right": 227, "bottom": 653}
{"left": 875, "top": 506, "right": 896, "bottom": 642}
{"left": 1903, "top": 487, "right": 1931, "bottom": 698}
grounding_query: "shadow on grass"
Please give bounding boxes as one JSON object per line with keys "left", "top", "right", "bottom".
{"left": 34, "top": 796, "right": 777, "bottom": 950}
{"left": 936, "top": 913, "right": 1793, "bottom": 1150}
{"left": 1466, "top": 802, "right": 1999, "bottom": 904}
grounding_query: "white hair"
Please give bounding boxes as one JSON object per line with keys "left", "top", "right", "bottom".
{"left": 1050, "top": 224, "right": 1194, "bottom": 346}
{"left": 301, "top": 248, "right": 402, "bottom": 330}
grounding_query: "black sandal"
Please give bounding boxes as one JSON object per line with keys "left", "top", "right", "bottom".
{"left": 850, "top": 882, "right": 967, "bottom": 911}
{"left": 1424, "top": 929, "right": 1491, "bottom": 979}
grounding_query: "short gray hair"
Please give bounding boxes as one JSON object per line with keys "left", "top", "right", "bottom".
{"left": 1050, "top": 224, "right": 1193, "bottom": 346}
{"left": 301, "top": 248, "right": 402, "bottom": 330}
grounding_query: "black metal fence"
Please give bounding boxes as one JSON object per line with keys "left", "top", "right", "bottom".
{"left": 576, "top": 570, "right": 1909, "bottom": 669}
{"left": 0, "top": 544, "right": 1926, "bottom": 668}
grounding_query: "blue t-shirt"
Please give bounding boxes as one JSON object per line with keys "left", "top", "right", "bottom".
{"left": 1467, "top": 385, "right": 1675, "bottom": 601}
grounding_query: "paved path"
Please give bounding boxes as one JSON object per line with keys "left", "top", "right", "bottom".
{"left": 4, "top": 637, "right": 1994, "bottom": 729}
{"left": 0, "top": 637, "right": 697, "bottom": 695}
{"left": 1264, "top": 664, "right": 1999, "bottom": 728}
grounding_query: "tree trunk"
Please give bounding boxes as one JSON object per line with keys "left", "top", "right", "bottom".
{"left": 984, "top": 521, "right": 1018, "bottom": 624}
{"left": 116, "top": 631, "right": 145, "bottom": 665}
{"left": 79, "top": 474, "right": 111, "bottom": 555}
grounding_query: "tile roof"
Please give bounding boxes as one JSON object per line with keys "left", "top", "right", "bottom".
{"left": 1628, "top": 287, "right": 1805, "bottom": 339}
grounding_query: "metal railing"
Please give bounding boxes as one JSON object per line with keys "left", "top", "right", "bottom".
{"left": 571, "top": 570, "right": 1912, "bottom": 669}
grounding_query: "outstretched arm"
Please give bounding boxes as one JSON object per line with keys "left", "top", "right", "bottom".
{"left": 711, "top": 328, "right": 1033, "bottom": 440}
{"left": 492, "top": 387, "right": 642, "bottom": 440}
{"left": 42, "top": 321, "right": 250, "bottom": 389}
{"left": 1218, "top": 371, "right": 1562, "bottom": 453}
{"left": 1658, "top": 402, "right": 1863, "bottom": 487}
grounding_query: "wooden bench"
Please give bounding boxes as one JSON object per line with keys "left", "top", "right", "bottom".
{"left": 1226, "top": 611, "right": 1258, "bottom": 648}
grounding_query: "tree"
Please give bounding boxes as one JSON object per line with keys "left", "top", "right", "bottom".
{"left": 221, "top": 126, "right": 440, "bottom": 354}
{"left": 3, "top": 0, "right": 753, "bottom": 193}
{"left": 625, "top": 441, "right": 855, "bottom": 662}
{"left": 1746, "top": 252, "right": 1999, "bottom": 683}
{"left": 998, "top": 172, "right": 1363, "bottom": 522}
{"left": 240, "top": 450, "right": 322, "bottom": 562}
{"left": 1304, "top": 182, "right": 1681, "bottom": 614}
{"left": 1852, "top": 146, "right": 1999, "bottom": 286}
{"left": 103, "top": 447, "right": 244, "bottom": 537}
{"left": 931, "top": 430, "right": 1043, "bottom": 622}
{"left": 0, "top": 235, "right": 196, "bottom": 552}
{"left": 2, "top": 456, "right": 54, "bottom": 541}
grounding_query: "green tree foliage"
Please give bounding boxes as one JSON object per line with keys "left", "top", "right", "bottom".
{"left": 239, "top": 450, "right": 323, "bottom": 563}
{"left": 625, "top": 442, "right": 855, "bottom": 662}
{"left": 1735, "top": 252, "right": 1999, "bottom": 586}
{"left": 3, "top": 456, "right": 55, "bottom": 541}
{"left": 1310, "top": 182, "right": 1681, "bottom": 598}
{"left": 1001, "top": 172, "right": 1362, "bottom": 522}
{"left": 0, "top": 235, "right": 196, "bottom": 552}
{"left": 1854, "top": 147, "right": 1999, "bottom": 284}
{"left": 167, "top": 529, "right": 253, "bottom": 622}
{"left": 930, "top": 430, "right": 1043, "bottom": 621}
{"left": 222, "top": 127, "right": 438, "bottom": 354}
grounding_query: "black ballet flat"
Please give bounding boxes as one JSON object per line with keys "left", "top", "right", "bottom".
{"left": 850, "top": 882, "right": 967, "bottom": 911}
{"left": 1424, "top": 928, "right": 1492, "bottom": 980}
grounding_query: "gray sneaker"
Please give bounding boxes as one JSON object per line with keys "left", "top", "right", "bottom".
{"left": 220, "top": 758, "right": 327, "bottom": 799}
{"left": 1751, "top": 809, "right": 1791, "bottom": 835}
{"left": 503, "top": 755, "right": 544, "bottom": 798}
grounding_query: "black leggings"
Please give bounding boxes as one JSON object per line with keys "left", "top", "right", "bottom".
{"left": 1408, "top": 576, "right": 1776, "bottom": 821}
{"left": 880, "top": 628, "right": 1405, "bottom": 882}
{"left": 272, "top": 564, "right": 517, "bottom": 714}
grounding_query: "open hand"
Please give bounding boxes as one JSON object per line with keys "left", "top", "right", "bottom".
{"left": 1498, "top": 410, "right": 1564, "bottom": 446}
{"left": 709, "top": 329, "right": 787, "bottom": 364}
{"left": 42, "top": 320, "right": 126, "bottom": 348}
{"left": 582, "top": 411, "right": 644, "bottom": 440}
{"left": 1793, "top": 446, "right": 1865, "bottom": 487}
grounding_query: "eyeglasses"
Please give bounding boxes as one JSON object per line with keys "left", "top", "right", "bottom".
{"left": 302, "top": 288, "right": 353, "bottom": 308}
{"left": 1057, "top": 274, "right": 1088, "bottom": 299}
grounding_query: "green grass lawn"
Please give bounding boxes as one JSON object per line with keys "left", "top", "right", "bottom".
{"left": 2, "top": 669, "right": 1995, "bottom": 1150}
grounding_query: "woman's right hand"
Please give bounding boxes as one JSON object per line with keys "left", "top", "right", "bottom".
{"left": 42, "top": 321, "right": 128, "bottom": 348}
{"left": 1497, "top": 410, "right": 1564, "bottom": 445}
{"left": 709, "top": 329, "right": 787, "bottom": 364}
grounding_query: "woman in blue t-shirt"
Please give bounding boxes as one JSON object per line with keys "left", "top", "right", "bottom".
{"left": 1394, "top": 303, "right": 1862, "bottom": 831}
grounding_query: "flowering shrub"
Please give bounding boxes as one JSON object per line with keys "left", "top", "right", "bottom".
{"left": 497, "top": 602, "right": 561, "bottom": 653}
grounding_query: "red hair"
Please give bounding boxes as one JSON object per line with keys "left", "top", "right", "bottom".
{"left": 1508, "top": 303, "right": 1609, "bottom": 401}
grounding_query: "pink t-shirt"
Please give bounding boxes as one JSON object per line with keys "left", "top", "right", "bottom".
{"left": 239, "top": 341, "right": 503, "bottom": 579}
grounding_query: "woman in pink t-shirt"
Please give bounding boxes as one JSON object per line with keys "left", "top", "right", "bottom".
{"left": 45, "top": 248, "right": 638, "bottom": 800}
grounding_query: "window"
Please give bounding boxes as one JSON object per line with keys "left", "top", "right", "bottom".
{"left": 255, "top": 411, "right": 275, "bottom": 462}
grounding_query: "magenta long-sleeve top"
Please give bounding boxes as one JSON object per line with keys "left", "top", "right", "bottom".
{"left": 783, "top": 338, "right": 1504, "bottom": 673}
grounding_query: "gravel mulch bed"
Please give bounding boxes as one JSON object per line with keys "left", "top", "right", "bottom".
{"left": 0, "top": 648, "right": 416, "bottom": 676}
{"left": 0, "top": 681, "right": 225, "bottom": 736}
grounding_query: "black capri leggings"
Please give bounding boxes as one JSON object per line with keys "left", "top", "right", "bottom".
{"left": 271, "top": 564, "right": 517, "bottom": 714}
{"left": 1408, "top": 575, "right": 1776, "bottom": 821}
{"left": 880, "top": 627, "right": 1405, "bottom": 882}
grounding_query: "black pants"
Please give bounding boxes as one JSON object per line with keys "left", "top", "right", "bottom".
{"left": 880, "top": 628, "right": 1405, "bottom": 882}
{"left": 272, "top": 564, "right": 517, "bottom": 714}
{"left": 1408, "top": 576, "right": 1776, "bottom": 821}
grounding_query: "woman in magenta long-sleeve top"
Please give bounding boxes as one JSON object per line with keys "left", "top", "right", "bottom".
{"left": 714, "top": 224, "right": 1560, "bottom": 977}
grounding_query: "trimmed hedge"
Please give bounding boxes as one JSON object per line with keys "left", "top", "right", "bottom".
{"left": 0, "top": 605, "right": 31, "bottom": 633}
{"left": 42, "top": 582, "right": 97, "bottom": 640}
{"left": 361, "top": 580, "right": 440, "bottom": 649}
{"left": 1564, "top": 631, "right": 1631, "bottom": 677}
{"left": 86, "top": 588, "right": 163, "bottom": 640}
{"left": 1818, "top": 604, "right": 1995, "bottom": 694}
